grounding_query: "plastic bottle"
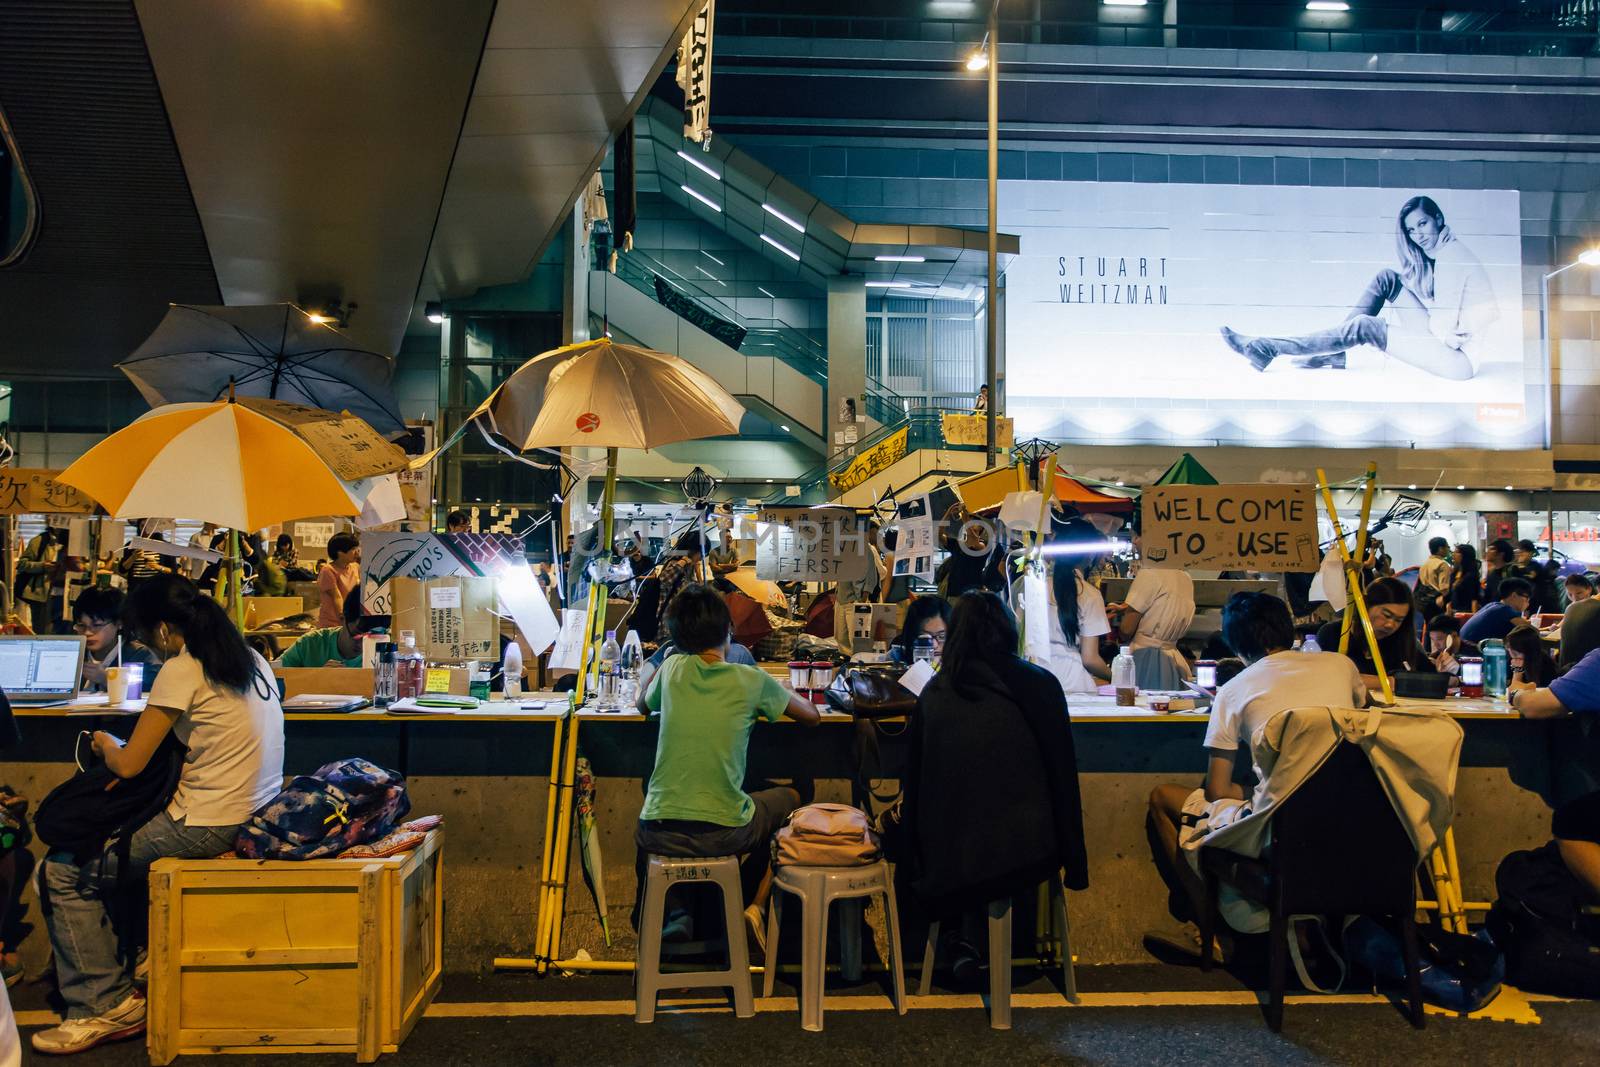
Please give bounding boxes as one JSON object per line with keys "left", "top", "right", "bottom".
{"left": 468, "top": 660, "right": 491, "bottom": 702}
{"left": 394, "top": 631, "right": 425, "bottom": 701}
{"left": 618, "top": 632, "right": 643, "bottom": 708}
{"left": 1301, "top": 633, "right": 1321, "bottom": 654}
{"left": 373, "top": 642, "right": 397, "bottom": 708}
{"left": 1482, "top": 638, "right": 1509, "bottom": 698}
{"left": 912, "top": 634, "right": 935, "bottom": 665}
{"left": 503, "top": 640, "right": 524, "bottom": 701}
{"left": 1112, "top": 646, "right": 1138, "bottom": 707}
{"left": 597, "top": 630, "right": 622, "bottom": 709}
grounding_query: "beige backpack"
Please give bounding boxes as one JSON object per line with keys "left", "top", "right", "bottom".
{"left": 773, "top": 803, "right": 881, "bottom": 867}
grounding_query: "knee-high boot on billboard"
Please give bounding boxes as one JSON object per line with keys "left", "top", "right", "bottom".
{"left": 1220, "top": 269, "right": 1402, "bottom": 371}
{"left": 1218, "top": 314, "right": 1388, "bottom": 373}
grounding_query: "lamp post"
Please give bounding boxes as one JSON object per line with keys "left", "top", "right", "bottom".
{"left": 1540, "top": 248, "right": 1600, "bottom": 452}
{"left": 967, "top": 0, "right": 1001, "bottom": 465}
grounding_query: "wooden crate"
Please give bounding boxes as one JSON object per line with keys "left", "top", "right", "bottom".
{"left": 147, "top": 829, "right": 443, "bottom": 1063}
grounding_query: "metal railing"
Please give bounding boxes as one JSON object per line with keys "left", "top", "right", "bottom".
{"left": 767, "top": 405, "right": 983, "bottom": 503}
{"left": 715, "top": 13, "right": 1600, "bottom": 58}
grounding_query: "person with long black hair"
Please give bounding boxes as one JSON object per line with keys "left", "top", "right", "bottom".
{"left": 33, "top": 575, "right": 284, "bottom": 1056}
{"left": 1317, "top": 575, "right": 1422, "bottom": 690}
{"left": 1448, "top": 543, "right": 1483, "bottom": 614}
{"left": 1024, "top": 519, "right": 1114, "bottom": 694}
{"left": 888, "top": 595, "right": 950, "bottom": 665}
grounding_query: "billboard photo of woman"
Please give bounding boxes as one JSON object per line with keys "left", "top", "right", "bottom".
{"left": 1218, "top": 195, "right": 1499, "bottom": 381}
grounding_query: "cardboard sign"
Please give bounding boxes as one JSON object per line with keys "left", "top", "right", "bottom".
{"left": 754, "top": 506, "right": 870, "bottom": 582}
{"left": 941, "top": 413, "right": 1014, "bottom": 450}
{"left": 829, "top": 426, "right": 908, "bottom": 493}
{"left": 390, "top": 575, "right": 498, "bottom": 662}
{"left": 0, "top": 469, "right": 95, "bottom": 515}
{"left": 239, "top": 398, "right": 407, "bottom": 481}
{"left": 1140, "top": 484, "right": 1318, "bottom": 572}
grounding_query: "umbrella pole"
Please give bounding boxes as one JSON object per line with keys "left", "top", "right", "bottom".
{"left": 228, "top": 528, "right": 244, "bottom": 630}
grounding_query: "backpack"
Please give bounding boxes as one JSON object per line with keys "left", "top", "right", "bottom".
{"left": 35, "top": 732, "right": 186, "bottom": 859}
{"left": 773, "top": 803, "right": 880, "bottom": 868}
{"left": 1486, "top": 842, "right": 1600, "bottom": 997}
{"left": 234, "top": 758, "right": 410, "bottom": 860}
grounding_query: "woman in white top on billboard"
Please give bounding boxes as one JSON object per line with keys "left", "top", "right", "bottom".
{"left": 1219, "top": 195, "right": 1498, "bottom": 381}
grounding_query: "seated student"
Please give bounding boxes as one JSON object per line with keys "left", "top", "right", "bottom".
{"left": 1316, "top": 576, "right": 1421, "bottom": 690}
{"left": 445, "top": 510, "right": 471, "bottom": 534}
{"left": 1560, "top": 575, "right": 1600, "bottom": 669}
{"left": 72, "top": 587, "right": 162, "bottom": 692}
{"left": 888, "top": 595, "right": 950, "bottom": 665}
{"left": 1107, "top": 528, "right": 1195, "bottom": 680}
{"left": 1148, "top": 592, "right": 1367, "bottom": 958}
{"left": 33, "top": 575, "right": 284, "bottom": 1055}
{"left": 1424, "top": 613, "right": 1478, "bottom": 676}
{"left": 633, "top": 584, "right": 818, "bottom": 942}
{"left": 1505, "top": 623, "right": 1558, "bottom": 688}
{"left": 899, "top": 592, "right": 1086, "bottom": 978}
{"left": 1508, "top": 648, "right": 1600, "bottom": 900}
{"left": 1460, "top": 577, "right": 1532, "bottom": 645}
{"left": 276, "top": 589, "right": 383, "bottom": 669}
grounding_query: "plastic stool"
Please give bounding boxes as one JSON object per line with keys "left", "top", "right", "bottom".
{"left": 635, "top": 854, "right": 754, "bottom": 1023}
{"left": 761, "top": 860, "right": 906, "bottom": 1031}
{"left": 919, "top": 876, "right": 1076, "bottom": 1030}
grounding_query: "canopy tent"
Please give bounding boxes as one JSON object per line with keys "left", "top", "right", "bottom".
{"left": 1053, "top": 472, "right": 1135, "bottom": 514}
{"left": 1153, "top": 451, "right": 1219, "bottom": 486}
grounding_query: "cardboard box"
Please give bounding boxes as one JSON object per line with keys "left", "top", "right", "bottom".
{"left": 273, "top": 667, "right": 469, "bottom": 699}
{"left": 389, "top": 576, "right": 497, "bottom": 663}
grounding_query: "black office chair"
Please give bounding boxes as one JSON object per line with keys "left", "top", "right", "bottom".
{"left": 1198, "top": 739, "right": 1426, "bottom": 1032}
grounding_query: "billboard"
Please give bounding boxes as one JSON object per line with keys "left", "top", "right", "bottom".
{"left": 1001, "top": 183, "right": 1529, "bottom": 449}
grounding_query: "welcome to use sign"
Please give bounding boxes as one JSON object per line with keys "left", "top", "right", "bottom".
{"left": 1140, "top": 484, "right": 1318, "bottom": 572}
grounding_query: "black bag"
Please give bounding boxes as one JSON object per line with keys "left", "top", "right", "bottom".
{"left": 823, "top": 666, "right": 916, "bottom": 719}
{"left": 1486, "top": 842, "right": 1600, "bottom": 998}
{"left": 35, "top": 732, "right": 187, "bottom": 859}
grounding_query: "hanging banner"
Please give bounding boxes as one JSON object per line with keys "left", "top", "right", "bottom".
{"left": 941, "top": 413, "right": 1014, "bottom": 450}
{"left": 676, "top": 0, "right": 715, "bottom": 144}
{"left": 1140, "top": 483, "right": 1319, "bottom": 572}
{"left": 828, "top": 426, "right": 908, "bottom": 493}
{"left": 0, "top": 469, "right": 95, "bottom": 515}
{"left": 754, "top": 506, "right": 870, "bottom": 582}
{"left": 891, "top": 495, "right": 936, "bottom": 580}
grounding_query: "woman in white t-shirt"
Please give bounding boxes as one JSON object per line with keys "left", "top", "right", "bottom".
{"left": 35, "top": 575, "right": 284, "bottom": 1056}
{"left": 1026, "top": 520, "right": 1114, "bottom": 694}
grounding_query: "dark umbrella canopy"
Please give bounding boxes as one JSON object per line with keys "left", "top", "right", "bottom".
{"left": 118, "top": 303, "right": 405, "bottom": 434}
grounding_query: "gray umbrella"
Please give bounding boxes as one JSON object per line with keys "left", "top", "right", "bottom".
{"left": 118, "top": 303, "right": 405, "bottom": 433}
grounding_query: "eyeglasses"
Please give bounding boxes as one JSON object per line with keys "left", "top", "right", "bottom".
{"left": 925, "top": 630, "right": 947, "bottom": 645}
{"left": 72, "top": 618, "right": 114, "bottom": 634}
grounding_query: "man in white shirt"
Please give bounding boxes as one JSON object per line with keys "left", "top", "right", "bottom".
{"left": 1144, "top": 591, "right": 1367, "bottom": 959}
{"left": 1108, "top": 533, "right": 1197, "bottom": 679}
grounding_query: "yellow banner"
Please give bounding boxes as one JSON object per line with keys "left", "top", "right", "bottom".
{"left": 829, "top": 426, "right": 909, "bottom": 493}
{"left": 941, "top": 412, "right": 1013, "bottom": 449}
{"left": 0, "top": 469, "right": 96, "bottom": 515}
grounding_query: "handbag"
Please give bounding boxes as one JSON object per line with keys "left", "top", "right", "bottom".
{"left": 772, "top": 803, "right": 881, "bottom": 867}
{"left": 823, "top": 665, "right": 916, "bottom": 719}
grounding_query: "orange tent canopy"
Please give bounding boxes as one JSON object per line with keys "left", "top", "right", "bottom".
{"left": 1054, "top": 472, "right": 1134, "bottom": 514}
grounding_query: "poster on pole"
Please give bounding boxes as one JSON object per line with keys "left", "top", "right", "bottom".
{"left": 1140, "top": 483, "right": 1318, "bottom": 572}
{"left": 891, "top": 495, "right": 936, "bottom": 580}
{"left": 754, "top": 506, "right": 870, "bottom": 582}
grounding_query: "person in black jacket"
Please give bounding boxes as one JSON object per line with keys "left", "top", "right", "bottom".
{"left": 898, "top": 591, "right": 1087, "bottom": 981}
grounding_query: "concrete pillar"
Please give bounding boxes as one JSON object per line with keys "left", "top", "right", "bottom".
{"left": 826, "top": 276, "right": 867, "bottom": 463}
{"left": 561, "top": 208, "right": 591, "bottom": 346}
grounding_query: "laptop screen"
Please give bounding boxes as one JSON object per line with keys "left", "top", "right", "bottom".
{"left": 0, "top": 636, "right": 85, "bottom": 698}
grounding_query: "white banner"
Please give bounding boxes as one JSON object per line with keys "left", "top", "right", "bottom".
{"left": 1002, "top": 182, "right": 1529, "bottom": 449}
{"left": 676, "top": 0, "right": 715, "bottom": 144}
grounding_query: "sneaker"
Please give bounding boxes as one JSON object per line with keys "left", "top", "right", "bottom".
{"left": 744, "top": 903, "right": 767, "bottom": 962}
{"left": 133, "top": 948, "right": 148, "bottom": 986}
{"left": 1, "top": 957, "right": 21, "bottom": 988}
{"left": 661, "top": 908, "right": 693, "bottom": 944}
{"left": 30, "top": 992, "right": 147, "bottom": 1055}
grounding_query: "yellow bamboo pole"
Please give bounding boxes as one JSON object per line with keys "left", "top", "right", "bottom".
{"left": 1338, "top": 466, "right": 1379, "bottom": 657}
{"left": 1316, "top": 465, "right": 1393, "bottom": 705}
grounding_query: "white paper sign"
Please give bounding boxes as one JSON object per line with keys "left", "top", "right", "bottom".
{"left": 899, "top": 659, "right": 936, "bottom": 697}
{"left": 549, "top": 609, "right": 587, "bottom": 672}
{"left": 1023, "top": 567, "right": 1052, "bottom": 667}
{"left": 429, "top": 585, "right": 462, "bottom": 609}
{"left": 892, "top": 495, "right": 936, "bottom": 580}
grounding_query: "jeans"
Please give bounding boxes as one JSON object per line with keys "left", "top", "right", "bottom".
{"left": 44, "top": 812, "right": 237, "bottom": 1018}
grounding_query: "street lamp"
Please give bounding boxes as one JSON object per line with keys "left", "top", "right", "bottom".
{"left": 966, "top": 0, "right": 1001, "bottom": 464}
{"left": 1541, "top": 248, "right": 1600, "bottom": 451}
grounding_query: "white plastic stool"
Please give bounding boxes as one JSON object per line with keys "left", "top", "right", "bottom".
{"left": 635, "top": 854, "right": 754, "bottom": 1023}
{"left": 762, "top": 860, "right": 907, "bottom": 1032}
{"left": 919, "top": 876, "right": 1076, "bottom": 1030}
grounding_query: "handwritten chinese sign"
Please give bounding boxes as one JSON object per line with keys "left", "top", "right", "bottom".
{"left": 0, "top": 469, "right": 95, "bottom": 515}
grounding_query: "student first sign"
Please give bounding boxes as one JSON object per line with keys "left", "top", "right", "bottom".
{"left": 1140, "top": 484, "right": 1318, "bottom": 572}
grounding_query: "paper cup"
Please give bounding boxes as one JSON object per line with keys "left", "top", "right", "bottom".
{"left": 107, "top": 666, "right": 129, "bottom": 704}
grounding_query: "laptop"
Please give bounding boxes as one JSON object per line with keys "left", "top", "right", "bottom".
{"left": 0, "top": 634, "right": 87, "bottom": 704}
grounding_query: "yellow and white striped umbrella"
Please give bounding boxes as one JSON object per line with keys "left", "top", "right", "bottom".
{"left": 58, "top": 399, "right": 361, "bottom": 530}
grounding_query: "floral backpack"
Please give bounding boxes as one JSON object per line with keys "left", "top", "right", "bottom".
{"left": 235, "top": 758, "right": 411, "bottom": 861}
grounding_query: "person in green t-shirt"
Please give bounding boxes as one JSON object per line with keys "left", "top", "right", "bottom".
{"left": 634, "top": 582, "right": 818, "bottom": 950}
{"left": 277, "top": 588, "right": 382, "bottom": 669}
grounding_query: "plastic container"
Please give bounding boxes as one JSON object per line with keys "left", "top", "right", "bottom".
{"left": 809, "top": 661, "right": 834, "bottom": 694}
{"left": 503, "top": 640, "right": 524, "bottom": 701}
{"left": 788, "top": 660, "right": 810, "bottom": 691}
{"left": 373, "top": 642, "right": 397, "bottom": 708}
{"left": 912, "top": 634, "right": 935, "bottom": 665}
{"left": 1111, "top": 646, "right": 1137, "bottom": 707}
{"left": 597, "top": 631, "right": 621, "bottom": 709}
{"left": 468, "top": 660, "right": 491, "bottom": 702}
{"left": 618, "top": 632, "right": 643, "bottom": 708}
{"left": 394, "top": 631, "right": 425, "bottom": 701}
{"left": 1482, "top": 639, "right": 1508, "bottom": 698}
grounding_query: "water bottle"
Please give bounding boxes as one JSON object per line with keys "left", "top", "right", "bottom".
{"left": 598, "top": 630, "right": 621, "bottom": 709}
{"left": 394, "top": 631, "right": 425, "bottom": 701}
{"left": 503, "top": 639, "right": 524, "bottom": 701}
{"left": 1482, "top": 638, "right": 1509, "bottom": 698}
{"left": 912, "top": 634, "right": 935, "bottom": 665}
{"left": 618, "top": 632, "right": 643, "bottom": 707}
{"left": 1112, "top": 645, "right": 1138, "bottom": 707}
{"left": 1301, "top": 633, "right": 1321, "bottom": 654}
{"left": 372, "top": 642, "right": 397, "bottom": 708}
